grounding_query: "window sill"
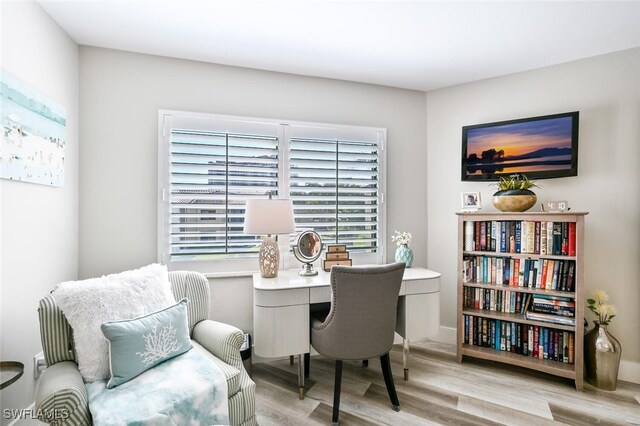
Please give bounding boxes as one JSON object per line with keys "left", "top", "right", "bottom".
{"left": 203, "top": 270, "right": 257, "bottom": 279}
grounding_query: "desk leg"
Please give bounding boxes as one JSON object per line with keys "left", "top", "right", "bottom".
{"left": 403, "top": 338, "right": 410, "bottom": 381}
{"left": 297, "top": 354, "right": 305, "bottom": 399}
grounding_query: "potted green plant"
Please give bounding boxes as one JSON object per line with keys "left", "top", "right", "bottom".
{"left": 492, "top": 174, "right": 538, "bottom": 212}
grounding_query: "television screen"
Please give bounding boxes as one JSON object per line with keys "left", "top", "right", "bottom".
{"left": 461, "top": 111, "right": 579, "bottom": 181}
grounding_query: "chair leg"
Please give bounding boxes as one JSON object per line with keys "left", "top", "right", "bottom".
{"left": 304, "top": 352, "right": 310, "bottom": 378}
{"left": 380, "top": 353, "right": 400, "bottom": 411}
{"left": 332, "top": 360, "right": 343, "bottom": 425}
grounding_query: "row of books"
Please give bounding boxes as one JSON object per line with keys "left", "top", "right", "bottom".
{"left": 464, "top": 315, "right": 575, "bottom": 364}
{"left": 465, "top": 220, "right": 576, "bottom": 256}
{"left": 463, "top": 288, "right": 576, "bottom": 326}
{"left": 462, "top": 255, "right": 576, "bottom": 292}
{"left": 464, "top": 287, "right": 532, "bottom": 315}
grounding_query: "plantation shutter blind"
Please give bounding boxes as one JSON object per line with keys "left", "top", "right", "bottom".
{"left": 288, "top": 125, "right": 383, "bottom": 255}
{"left": 165, "top": 116, "right": 280, "bottom": 262}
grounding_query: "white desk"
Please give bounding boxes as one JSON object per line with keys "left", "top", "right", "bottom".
{"left": 253, "top": 267, "right": 441, "bottom": 398}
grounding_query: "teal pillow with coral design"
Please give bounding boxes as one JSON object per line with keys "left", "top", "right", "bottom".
{"left": 101, "top": 298, "right": 192, "bottom": 388}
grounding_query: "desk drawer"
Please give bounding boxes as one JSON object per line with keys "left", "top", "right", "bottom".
{"left": 310, "top": 286, "right": 331, "bottom": 303}
{"left": 254, "top": 288, "right": 309, "bottom": 307}
{"left": 404, "top": 277, "right": 440, "bottom": 295}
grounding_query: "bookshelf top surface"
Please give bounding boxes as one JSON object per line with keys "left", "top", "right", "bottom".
{"left": 456, "top": 211, "right": 589, "bottom": 217}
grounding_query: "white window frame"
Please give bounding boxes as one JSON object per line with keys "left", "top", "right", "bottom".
{"left": 158, "top": 110, "right": 387, "bottom": 275}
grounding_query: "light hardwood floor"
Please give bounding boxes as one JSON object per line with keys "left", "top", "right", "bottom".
{"left": 253, "top": 341, "right": 640, "bottom": 425}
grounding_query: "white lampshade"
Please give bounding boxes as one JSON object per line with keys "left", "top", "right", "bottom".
{"left": 244, "top": 199, "right": 295, "bottom": 235}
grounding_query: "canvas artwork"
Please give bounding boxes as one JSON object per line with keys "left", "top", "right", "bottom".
{"left": 462, "top": 112, "right": 578, "bottom": 181}
{"left": 1, "top": 69, "right": 66, "bottom": 187}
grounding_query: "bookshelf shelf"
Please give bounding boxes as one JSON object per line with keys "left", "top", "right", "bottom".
{"left": 462, "top": 251, "right": 577, "bottom": 262}
{"left": 461, "top": 308, "right": 576, "bottom": 331}
{"left": 462, "top": 282, "right": 575, "bottom": 298}
{"left": 461, "top": 344, "right": 576, "bottom": 379}
{"left": 456, "top": 211, "right": 587, "bottom": 391}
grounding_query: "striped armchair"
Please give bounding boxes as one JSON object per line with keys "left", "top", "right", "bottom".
{"left": 35, "top": 271, "right": 257, "bottom": 426}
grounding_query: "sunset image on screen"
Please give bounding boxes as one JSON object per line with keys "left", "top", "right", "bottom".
{"left": 465, "top": 116, "right": 573, "bottom": 176}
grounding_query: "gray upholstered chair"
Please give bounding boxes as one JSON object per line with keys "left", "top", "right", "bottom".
{"left": 310, "top": 262, "right": 405, "bottom": 425}
{"left": 35, "top": 271, "right": 257, "bottom": 426}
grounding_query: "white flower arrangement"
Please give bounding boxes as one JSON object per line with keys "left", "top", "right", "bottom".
{"left": 587, "top": 290, "right": 617, "bottom": 326}
{"left": 391, "top": 230, "right": 412, "bottom": 247}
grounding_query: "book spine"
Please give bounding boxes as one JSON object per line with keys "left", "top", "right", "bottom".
{"left": 568, "top": 222, "right": 576, "bottom": 256}
{"left": 534, "top": 221, "right": 541, "bottom": 254}
{"left": 509, "top": 222, "right": 516, "bottom": 253}
{"left": 561, "top": 222, "right": 569, "bottom": 255}
{"left": 545, "top": 260, "right": 555, "bottom": 290}
{"left": 515, "top": 221, "right": 522, "bottom": 253}
{"left": 540, "top": 222, "right": 547, "bottom": 255}
{"left": 551, "top": 260, "right": 560, "bottom": 290}
{"left": 546, "top": 221, "right": 554, "bottom": 256}
{"left": 490, "top": 221, "right": 497, "bottom": 251}
{"left": 568, "top": 333, "right": 574, "bottom": 364}
{"left": 566, "top": 261, "right": 575, "bottom": 292}
{"left": 526, "top": 221, "right": 535, "bottom": 255}
{"left": 500, "top": 221, "right": 507, "bottom": 253}
{"left": 543, "top": 328, "right": 549, "bottom": 359}
{"left": 553, "top": 223, "right": 562, "bottom": 255}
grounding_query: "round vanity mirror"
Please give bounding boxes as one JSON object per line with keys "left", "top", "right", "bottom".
{"left": 294, "top": 230, "right": 322, "bottom": 276}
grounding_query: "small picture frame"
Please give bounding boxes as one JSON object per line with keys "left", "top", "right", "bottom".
{"left": 461, "top": 192, "right": 481, "bottom": 211}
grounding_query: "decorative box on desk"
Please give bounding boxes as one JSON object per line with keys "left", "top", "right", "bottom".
{"left": 322, "top": 244, "right": 352, "bottom": 270}
{"left": 456, "top": 211, "right": 587, "bottom": 390}
{"left": 252, "top": 267, "right": 441, "bottom": 397}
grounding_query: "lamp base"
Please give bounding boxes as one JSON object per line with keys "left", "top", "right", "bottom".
{"left": 259, "top": 236, "right": 280, "bottom": 278}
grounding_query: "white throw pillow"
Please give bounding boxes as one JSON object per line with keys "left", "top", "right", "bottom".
{"left": 54, "top": 264, "right": 176, "bottom": 382}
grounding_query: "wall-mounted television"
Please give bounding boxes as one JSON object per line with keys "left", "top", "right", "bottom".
{"left": 461, "top": 111, "right": 579, "bottom": 181}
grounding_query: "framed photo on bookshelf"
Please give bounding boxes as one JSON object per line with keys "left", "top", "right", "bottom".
{"left": 461, "top": 192, "right": 481, "bottom": 211}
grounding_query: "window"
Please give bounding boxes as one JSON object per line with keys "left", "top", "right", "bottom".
{"left": 159, "top": 111, "right": 386, "bottom": 273}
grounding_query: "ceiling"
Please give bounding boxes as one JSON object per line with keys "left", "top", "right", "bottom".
{"left": 38, "top": 1, "right": 640, "bottom": 92}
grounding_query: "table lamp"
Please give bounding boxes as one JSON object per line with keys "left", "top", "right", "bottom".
{"left": 244, "top": 197, "right": 295, "bottom": 278}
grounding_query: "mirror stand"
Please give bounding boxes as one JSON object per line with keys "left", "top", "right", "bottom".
{"left": 298, "top": 261, "right": 318, "bottom": 277}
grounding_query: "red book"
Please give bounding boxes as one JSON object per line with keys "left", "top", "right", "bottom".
{"left": 540, "top": 259, "right": 548, "bottom": 289}
{"left": 532, "top": 326, "right": 539, "bottom": 358}
{"left": 512, "top": 258, "right": 520, "bottom": 286}
{"left": 568, "top": 223, "right": 576, "bottom": 256}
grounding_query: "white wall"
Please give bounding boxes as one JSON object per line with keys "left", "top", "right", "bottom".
{"left": 426, "top": 48, "right": 640, "bottom": 381}
{"left": 78, "top": 47, "right": 427, "bottom": 332}
{"left": 0, "top": 1, "right": 79, "bottom": 421}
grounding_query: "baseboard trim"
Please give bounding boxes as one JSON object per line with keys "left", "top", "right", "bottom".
{"left": 619, "top": 360, "right": 640, "bottom": 385}
{"left": 429, "top": 325, "right": 456, "bottom": 345}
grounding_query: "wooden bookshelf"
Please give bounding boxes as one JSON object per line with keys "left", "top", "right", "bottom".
{"left": 456, "top": 211, "right": 588, "bottom": 390}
